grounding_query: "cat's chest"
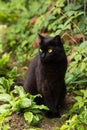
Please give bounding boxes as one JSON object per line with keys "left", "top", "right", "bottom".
{"left": 36, "top": 67, "right": 61, "bottom": 94}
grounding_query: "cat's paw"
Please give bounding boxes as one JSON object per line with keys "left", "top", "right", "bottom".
{"left": 45, "top": 110, "right": 60, "bottom": 118}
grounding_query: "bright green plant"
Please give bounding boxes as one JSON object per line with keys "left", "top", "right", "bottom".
{"left": 0, "top": 67, "right": 18, "bottom": 93}
{"left": 0, "top": 77, "right": 48, "bottom": 127}
{"left": 0, "top": 53, "right": 10, "bottom": 68}
{"left": 0, "top": 53, "right": 11, "bottom": 78}
{"left": 60, "top": 89, "right": 87, "bottom": 130}
{"left": 66, "top": 41, "right": 87, "bottom": 91}
{"left": 0, "top": 114, "right": 10, "bottom": 130}
{"left": 44, "top": 0, "right": 85, "bottom": 35}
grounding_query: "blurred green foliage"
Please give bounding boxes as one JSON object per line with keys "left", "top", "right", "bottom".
{"left": 0, "top": 0, "right": 87, "bottom": 68}
{"left": 66, "top": 42, "right": 87, "bottom": 91}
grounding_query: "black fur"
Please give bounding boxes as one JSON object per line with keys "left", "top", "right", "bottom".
{"left": 24, "top": 34, "right": 67, "bottom": 118}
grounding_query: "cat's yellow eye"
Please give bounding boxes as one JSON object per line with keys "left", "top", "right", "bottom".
{"left": 40, "top": 49, "right": 43, "bottom": 53}
{"left": 48, "top": 49, "right": 53, "bottom": 53}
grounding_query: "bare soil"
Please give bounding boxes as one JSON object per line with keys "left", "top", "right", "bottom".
{"left": 9, "top": 94, "right": 75, "bottom": 130}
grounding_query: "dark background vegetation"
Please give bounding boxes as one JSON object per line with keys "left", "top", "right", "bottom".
{"left": 0, "top": 0, "right": 87, "bottom": 129}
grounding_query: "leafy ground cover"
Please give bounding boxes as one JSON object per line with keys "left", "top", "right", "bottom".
{"left": 0, "top": 81, "right": 74, "bottom": 130}
{"left": 9, "top": 93, "right": 74, "bottom": 130}
{"left": 0, "top": 0, "right": 87, "bottom": 130}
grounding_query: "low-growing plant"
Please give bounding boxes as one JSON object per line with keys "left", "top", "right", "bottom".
{"left": 0, "top": 77, "right": 48, "bottom": 128}
{"left": 0, "top": 67, "right": 20, "bottom": 93}
{"left": 60, "top": 89, "right": 87, "bottom": 130}
{"left": 66, "top": 41, "right": 87, "bottom": 91}
{"left": 0, "top": 114, "right": 10, "bottom": 130}
{"left": 0, "top": 53, "right": 10, "bottom": 68}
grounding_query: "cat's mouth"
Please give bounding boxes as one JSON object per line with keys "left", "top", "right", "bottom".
{"left": 40, "top": 56, "right": 56, "bottom": 64}
{"left": 40, "top": 57, "right": 50, "bottom": 63}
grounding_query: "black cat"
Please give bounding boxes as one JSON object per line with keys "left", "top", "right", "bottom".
{"left": 24, "top": 34, "right": 67, "bottom": 118}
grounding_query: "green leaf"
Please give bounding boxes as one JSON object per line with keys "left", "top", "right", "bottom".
{"left": 12, "top": 86, "right": 26, "bottom": 96}
{"left": 65, "top": 74, "right": 74, "bottom": 84}
{"left": 70, "top": 52, "right": 78, "bottom": 60}
{"left": 74, "top": 96, "right": 82, "bottom": 102}
{"left": 29, "top": 128, "right": 41, "bottom": 130}
{"left": 31, "top": 114, "right": 41, "bottom": 125}
{"left": 0, "top": 94, "right": 11, "bottom": 102}
{"left": 79, "top": 41, "right": 87, "bottom": 48}
{"left": 81, "top": 90, "right": 87, "bottom": 99}
{"left": 19, "top": 98, "right": 32, "bottom": 108}
{"left": 77, "top": 124, "right": 86, "bottom": 130}
{"left": 0, "top": 85, "right": 6, "bottom": 93}
{"left": 0, "top": 77, "right": 12, "bottom": 93}
{"left": 24, "top": 112, "right": 33, "bottom": 124}
{"left": 60, "top": 124, "right": 68, "bottom": 130}
{"left": 32, "top": 104, "right": 49, "bottom": 110}
{"left": 79, "top": 62, "right": 86, "bottom": 72}
{"left": 32, "top": 94, "right": 42, "bottom": 100}
{"left": 0, "top": 104, "right": 11, "bottom": 114}
{"left": 74, "top": 90, "right": 83, "bottom": 96}
{"left": 75, "top": 54, "right": 82, "bottom": 62}
{"left": 7, "top": 67, "right": 18, "bottom": 79}
{"left": 3, "top": 124, "right": 10, "bottom": 130}
{"left": 0, "top": 53, "right": 10, "bottom": 67}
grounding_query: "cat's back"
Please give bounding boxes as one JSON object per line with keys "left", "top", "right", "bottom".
{"left": 24, "top": 55, "right": 40, "bottom": 93}
{"left": 29, "top": 55, "right": 39, "bottom": 69}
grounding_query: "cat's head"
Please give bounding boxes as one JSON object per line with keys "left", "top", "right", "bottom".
{"left": 38, "top": 34, "right": 65, "bottom": 63}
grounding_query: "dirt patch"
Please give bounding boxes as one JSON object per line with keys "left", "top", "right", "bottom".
{"left": 9, "top": 113, "right": 65, "bottom": 130}
{"left": 9, "top": 94, "right": 75, "bottom": 130}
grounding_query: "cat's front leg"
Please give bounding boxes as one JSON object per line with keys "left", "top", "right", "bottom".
{"left": 45, "top": 110, "right": 60, "bottom": 118}
{"left": 43, "top": 94, "right": 60, "bottom": 118}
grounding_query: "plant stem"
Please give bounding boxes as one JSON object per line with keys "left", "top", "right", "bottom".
{"left": 67, "top": 0, "right": 70, "bottom": 5}
{"left": 84, "top": 0, "right": 87, "bottom": 16}
{"left": 60, "top": 11, "right": 84, "bottom": 37}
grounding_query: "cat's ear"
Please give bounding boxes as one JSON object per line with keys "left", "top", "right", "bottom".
{"left": 38, "top": 34, "right": 45, "bottom": 40}
{"left": 54, "top": 35, "right": 61, "bottom": 42}
{"left": 54, "top": 35, "right": 62, "bottom": 45}
{"left": 38, "top": 34, "right": 45, "bottom": 45}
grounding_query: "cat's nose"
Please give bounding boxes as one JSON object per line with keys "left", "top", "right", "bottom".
{"left": 41, "top": 53, "right": 45, "bottom": 58}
